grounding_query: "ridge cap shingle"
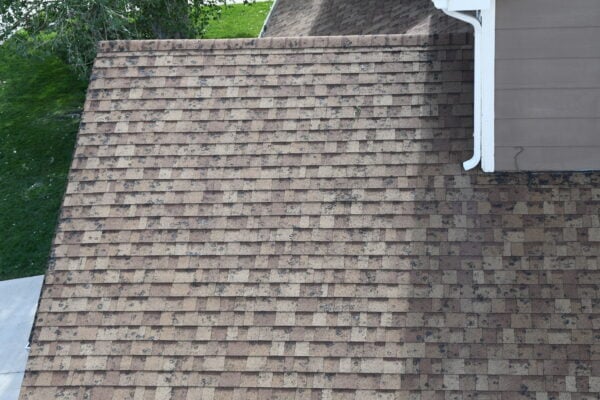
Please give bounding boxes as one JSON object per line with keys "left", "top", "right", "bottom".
{"left": 98, "top": 33, "right": 472, "bottom": 53}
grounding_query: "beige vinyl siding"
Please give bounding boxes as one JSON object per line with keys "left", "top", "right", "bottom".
{"left": 495, "top": 0, "right": 600, "bottom": 171}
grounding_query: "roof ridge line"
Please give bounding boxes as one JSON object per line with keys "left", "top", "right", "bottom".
{"left": 98, "top": 33, "right": 472, "bottom": 53}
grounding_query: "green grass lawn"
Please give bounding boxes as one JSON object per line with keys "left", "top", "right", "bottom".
{"left": 0, "top": 46, "right": 88, "bottom": 280}
{"left": 204, "top": 1, "right": 273, "bottom": 39}
{"left": 0, "top": 2, "right": 272, "bottom": 280}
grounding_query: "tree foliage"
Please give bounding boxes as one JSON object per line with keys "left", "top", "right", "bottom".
{"left": 0, "top": 0, "right": 227, "bottom": 77}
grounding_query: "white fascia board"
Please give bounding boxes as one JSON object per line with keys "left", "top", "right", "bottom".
{"left": 432, "top": 0, "right": 491, "bottom": 11}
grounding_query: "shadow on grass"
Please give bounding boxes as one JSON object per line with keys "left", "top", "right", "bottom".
{"left": 0, "top": 42, "right": 87, "bottom": 280}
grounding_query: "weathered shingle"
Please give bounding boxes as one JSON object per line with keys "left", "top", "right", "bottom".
{"left": 262, "top": 0, "right": 470, "bottom": 37}
{"left": 20, "top": 35, "right": 600, "bottom": 400}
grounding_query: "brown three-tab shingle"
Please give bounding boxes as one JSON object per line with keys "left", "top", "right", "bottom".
{"left": 20, "top": 32, "right": 600, "bottom": 400}
{"left": 262, "top": 0, "right": 469, "bottom": 37}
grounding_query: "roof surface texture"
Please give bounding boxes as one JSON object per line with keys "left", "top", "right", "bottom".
{"left": 262, "top": 0, "right": 469, "bottom": 37}
{"left": 21, "top": 35, "right": 600, "bottom": 400}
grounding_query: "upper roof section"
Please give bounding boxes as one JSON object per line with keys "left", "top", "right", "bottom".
{"left": 262, "top": 0, "right": 471, "bottom": 37}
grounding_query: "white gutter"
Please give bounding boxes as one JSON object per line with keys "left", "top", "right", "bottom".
{"left": 432, "top": 0, "right": 495, "bottom": 172}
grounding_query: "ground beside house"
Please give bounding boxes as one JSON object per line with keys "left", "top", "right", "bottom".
{"left": 0, "top": 276, "right": 44, "bottom": 400}
{"left": 19, "top": 34, "right": 600, "bottom": 399}
{"left": 204, "top": 1, "right": 273, "bottom": 39}
{"left": 0, "top": 46, "right": 87, "bottom": 281}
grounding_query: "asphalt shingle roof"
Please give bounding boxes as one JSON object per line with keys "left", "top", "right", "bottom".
{"left": 262, "top": 0, "right": 470, "bottom": 37}
{"left": 20, "top": 35, "right": 600, "bottom": 400}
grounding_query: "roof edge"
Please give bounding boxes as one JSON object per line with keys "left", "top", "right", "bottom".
{"left": 98, "top": 33, "right": 472, "bottom": 53}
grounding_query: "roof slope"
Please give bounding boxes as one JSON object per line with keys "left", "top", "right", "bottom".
{"left": 21, "top": 36, "right": 600, "bottom": 400}
{"left": 262, "top": 0, "right": 469, "bottom": 37}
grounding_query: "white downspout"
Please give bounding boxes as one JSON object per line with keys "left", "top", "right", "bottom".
{"left": 442, "top": 10, "right": 482, "bottom": 171}
{"left": 432, "top": 0, "right": 495, "bottom": 172}
{"left": 479, "top": 0, "right": 495, "bottom": 172}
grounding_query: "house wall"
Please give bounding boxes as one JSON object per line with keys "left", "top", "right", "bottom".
{"left": 494, "top": 0, "right": 600, "bottom": 171}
